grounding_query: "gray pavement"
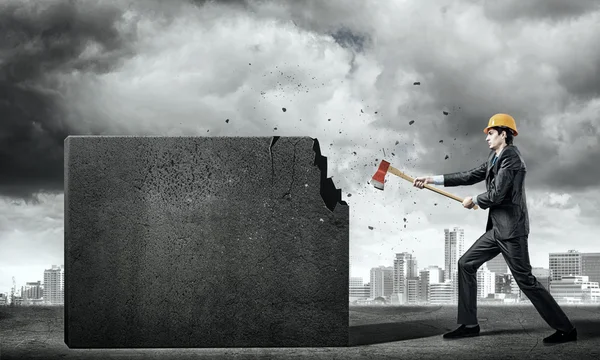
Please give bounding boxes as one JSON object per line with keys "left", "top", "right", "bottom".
{"left": 1, "top": 304, "right": 598, "bottom": 359}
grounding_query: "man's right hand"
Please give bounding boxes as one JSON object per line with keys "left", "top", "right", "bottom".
{"left": 413, "top": 176, "right": 432, "bottom": 189}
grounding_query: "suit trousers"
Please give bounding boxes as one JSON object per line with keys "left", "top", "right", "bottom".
{"left": 457, "top": 229, "right": 574, "bottom": 333}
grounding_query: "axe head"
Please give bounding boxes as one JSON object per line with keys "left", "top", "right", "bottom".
{"left": 371, "top": 160, "right": 390, "bottom": 190}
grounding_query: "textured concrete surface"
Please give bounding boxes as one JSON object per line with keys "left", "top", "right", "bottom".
{"left": 64, "top": 136, "right": 349, "bottom": 348}
{"left": 2, "top": 305, "right": 599, "bottom": 359}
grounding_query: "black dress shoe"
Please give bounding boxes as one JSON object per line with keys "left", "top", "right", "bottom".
{"left": 443, "top": 324, "right": 480, "bottom": 339}
{"left": 543, "top": 328, "right": 577, "bottom": 344}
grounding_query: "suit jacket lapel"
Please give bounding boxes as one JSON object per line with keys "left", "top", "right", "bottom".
{"left": 486, "top": 151, "right": 495, "bottom": 178}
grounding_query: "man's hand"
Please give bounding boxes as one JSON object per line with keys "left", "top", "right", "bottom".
{"left": 413, "top": 176, "right": 432, "bottom": 189}
{"left": 462, "top": 196, "right": 475, "bottom": 209}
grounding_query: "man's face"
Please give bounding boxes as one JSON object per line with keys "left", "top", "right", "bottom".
{"left": 486, "top": 128, "right": 506, "bottom": 150}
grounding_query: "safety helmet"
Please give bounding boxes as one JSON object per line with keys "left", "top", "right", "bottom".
{"left": 483, "top": 113, "right": 518, "bottom": 136}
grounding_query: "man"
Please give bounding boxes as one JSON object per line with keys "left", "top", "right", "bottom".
{"left": 413, "top": 113, "right": 577, "bottom": 344}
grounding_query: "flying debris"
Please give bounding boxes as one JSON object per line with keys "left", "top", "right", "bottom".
{"left": 409, "top": 120, "right": 415, "bottom": 125}
{"left": 439, "top": 140, "right": 443, "bottom": 143}
{"left": 282, "top": 108, "right": 287, "bottom": 112}
{"left": 368, "top": 226, "right": 374, "bottom": 230}
{"left": 413, "top": 82, "right": 421, "bottom": 85}
{"left": 443, "top": 111, "right": 449, "bottom": 115}
{"left": 225, "top": 119, "right": 230, "bottom": 123}
{"left": 445, "top": 155, "right": 449, "bottom": 160}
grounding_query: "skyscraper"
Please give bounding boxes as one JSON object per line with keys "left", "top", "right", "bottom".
{"left": 419, "top": 265, "right": 444, "bottom": 303}
{"left": 581, "top": 253, "right": 600, "bottom": 284}
{"left": 393, "top": 252, "right": 417, "bottom": 304}
{"left": 22, "top": 281, "right": 43, "bottom": 305}
{"left": 370, "top": 266, "right": 394, "bottom": 299}
{"left": 476, "top": 263, "right": 496, "bottom": 299}
{"left": 444, "top": 227, "right": 465, "bottom": 302}
{"left": 549, "top": 250, "right": 581, "bottom": 281}
{"left": 43, "top": 265, "right": 64, "bottom": 305}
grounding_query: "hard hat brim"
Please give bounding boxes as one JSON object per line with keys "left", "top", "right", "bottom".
{"left": 483, "top": 127, "right": 518, "bottom": 136}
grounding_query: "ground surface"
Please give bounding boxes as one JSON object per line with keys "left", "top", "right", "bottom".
{"left": 1, "top": 304, "right": 598, "bottom": 359}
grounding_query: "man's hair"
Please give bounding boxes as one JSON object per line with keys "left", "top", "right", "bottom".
{"left": 492, "top": 126, "right": 514, "bottom": 145}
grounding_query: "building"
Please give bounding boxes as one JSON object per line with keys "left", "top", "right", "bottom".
{"left": 407, "top": 277, "right": 419, "bottom": 304}
{"left": 581, "top": 253, "right": 600, "bottom": 284}
{"left": 531, "top": 267, "right": 552, "bottom": 290}
{"left": 370, "top": 266, "right": 394, "bottom": 299}
{"left": 419, "top": 266, "right": 444, "bottom": 304}
{"left": 486, "top": 255, "right": 509, "bottom": 274}
{"left": 44, "top": 265, "right": 64, "bottom": 305}
{"left": 549, "top": 250, "right": 581, "bottom": 281}
{"left": 0, "top": 293, "right": 7, "bottom": 306}
{"left": 349, "top": 277, "right": 370, "bottom": 302}
{"left": 393, "top": 252, "right": 417, "bottom": 304}
{"left": 550, "top": 275, "right": 600, "bottom": 304}
{"left": 444, "top": 227, "right": 465, "bottom": 302}
{"left": 495, "top": 274, "right": 512, "bottom": 294}
{"left": 429, "top": 281, "right": 453, "bottom": 304}
{"left": 509, "top": 275, "right": 522, "bottom": 301}
{"left": 476, "top": 264, "right": 496, "bottom": 299}
{"left": 22, "top": 281, "right": 44, "bottom": 305}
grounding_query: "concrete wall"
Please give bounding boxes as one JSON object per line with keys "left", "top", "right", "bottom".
{"left": 64, "top": 136, "right": 349, "bottom": 348}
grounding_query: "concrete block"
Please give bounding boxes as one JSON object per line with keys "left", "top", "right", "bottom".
{"left": 64, "top": 136, "right": 349, "bottom": 348}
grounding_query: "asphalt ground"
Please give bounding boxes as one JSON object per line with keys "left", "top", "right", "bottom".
{"left": 1, "top": 304, "right": 598, "bottom": 359}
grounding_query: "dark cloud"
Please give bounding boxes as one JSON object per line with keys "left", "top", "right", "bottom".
{"left": 480, "top": 0, "right": 600, "bottom": 22}
{"left": 0, "top": 0, "right": 136, "bottom": 202}
{"left": 557, "top": 57, "right": 600, "bottom": 99}
{"left": 331, "top": 28, "right": 369, "bottom": 53}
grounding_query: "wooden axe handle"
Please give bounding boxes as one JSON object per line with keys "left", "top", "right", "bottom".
{"left": 388, "top": 166, "right": 479, "bottom": 210}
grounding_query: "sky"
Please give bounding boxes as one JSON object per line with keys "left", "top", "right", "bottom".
{"left": 1, "top": 0, "right": 600, "bottom": 294}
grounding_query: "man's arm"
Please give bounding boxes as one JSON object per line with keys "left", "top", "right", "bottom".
{"left": 439, "top": 162, "right": 488, "bottom": 187}
{"left": 474, "top": 151, "right": 520, "bottom": 209}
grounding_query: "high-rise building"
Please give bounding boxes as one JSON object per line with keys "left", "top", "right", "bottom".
{"left": 550, "top": 275, "right": 600, "bottom": 304}
{"left": 581, "top": 253, "right": 600, "bottom": 284}
{"left": 486, "top": 255, "right": 509, "bottom": 274}
{"left": 549, "top": 250, "right": 581, "bottom": 281}
{"left": 444, "top": 227, "right": 465, "bottom": 302}
{"left": 22, "top": 281, "right": 43, "bottom": 305}
{"left": 43, "top": 265, "right": 64, "bottom": 305}
{"left": 429, "top": 281, "right": 453, "bottom": 304}
{"left": 532, "top": 267, "right": 552, "bottom": 290}
{"left": 407, "top": 278, "right": 419, "bottom": 304}
{"left": 349, "top": 277, "right": 370, "bottom": 302}
{"left": 495, "top": 274, "right": 512, "bottom": 294}
{"left": 370, "top": 266, "right": 394, "bottom": 299}
{"left": 476, "top": 264, "right": 496, "bottom": 299}
{"left": 419, "top": 266, "right": 444, "bottom": 303}
{"left": 393, "top": 252, "right": 417, "bottom": 304}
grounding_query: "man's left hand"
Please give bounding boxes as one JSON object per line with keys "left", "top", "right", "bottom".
{"left": 462, "top": 196, "right": 475, "bottom": 209}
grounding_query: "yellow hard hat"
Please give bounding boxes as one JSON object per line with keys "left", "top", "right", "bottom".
{"left": 483, "top": 113, "right": 518, "bottom": 136}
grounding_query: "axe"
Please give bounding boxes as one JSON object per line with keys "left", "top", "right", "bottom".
{"left": 371, "top": 160, "right": 479, "bottom": 210}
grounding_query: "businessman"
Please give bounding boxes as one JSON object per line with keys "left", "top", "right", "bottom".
{"left": 413, "top": 113, "right": 577, "bottom": 344}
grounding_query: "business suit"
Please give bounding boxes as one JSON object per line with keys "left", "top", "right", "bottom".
{"left": 442, "top": 144, "right": 574, "bottom": 333}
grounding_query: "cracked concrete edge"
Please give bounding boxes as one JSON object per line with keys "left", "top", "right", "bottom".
{"left": 310, "top": 138, "right": 348, "bottom": 212}
{"left": 269, "top": 136, "right": 348, "bottom": 211}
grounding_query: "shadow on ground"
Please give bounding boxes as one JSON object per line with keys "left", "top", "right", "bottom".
{"left": 349, "top": 320, "right": 450, "bottom": 345}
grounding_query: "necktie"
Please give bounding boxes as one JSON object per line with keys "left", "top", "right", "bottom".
{"left": 491, "top": 156, "right": 498, "bottom": 166}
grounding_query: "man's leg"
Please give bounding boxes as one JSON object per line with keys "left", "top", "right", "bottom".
{"left": 456, "top": 229, "right": 501, "bottom": 325}
{"left": 499, "top": 235, "right": 576, "bottom": 336}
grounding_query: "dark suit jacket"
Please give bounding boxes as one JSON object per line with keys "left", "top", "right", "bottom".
{"left": 442, "top": 144, "right": 530, "bottom": 240}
